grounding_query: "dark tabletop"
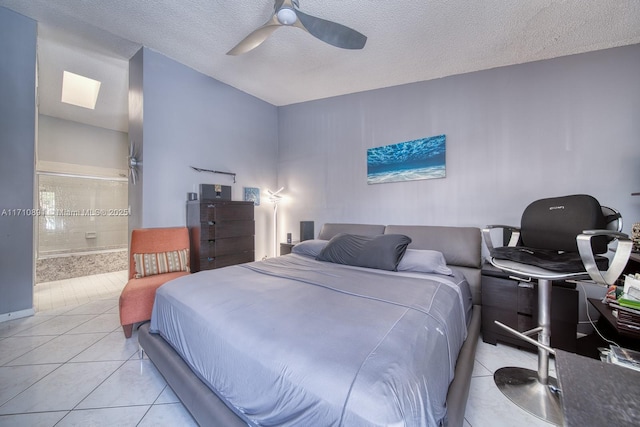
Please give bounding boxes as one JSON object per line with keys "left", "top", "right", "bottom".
{"left": 555, "top": 349, "right": 640, "bottom": 427}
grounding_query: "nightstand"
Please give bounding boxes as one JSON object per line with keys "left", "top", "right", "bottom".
{"left": 481, "top": 263, "right": 578, "bottom": 352}
{"left": 280, "top": 242, "right": 297, "bottom": 256}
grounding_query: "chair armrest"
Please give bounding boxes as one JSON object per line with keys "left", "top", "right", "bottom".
{"left": 576, "top": 230, "right": 632, "bottom": 286}
{"left": 482, "top": 225, "right": 520, "bottom": 251}
{"left": 580, "top": 230, "right": 629, "bottom": 239}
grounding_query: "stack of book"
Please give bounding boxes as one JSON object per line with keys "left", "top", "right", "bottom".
{"left": 610, "top": 292, "right": 640, "bottom": 339}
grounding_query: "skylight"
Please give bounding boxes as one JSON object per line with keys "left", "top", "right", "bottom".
{"left": 61, "top": 71, "right": 101, "bottom": 110}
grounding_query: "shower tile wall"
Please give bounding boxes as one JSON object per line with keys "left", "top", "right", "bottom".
{"left": 36, "top": 174, "right": 128, "bottom": 282}
{"left": 38, "top": 175, "right": 128, "bottom": 255}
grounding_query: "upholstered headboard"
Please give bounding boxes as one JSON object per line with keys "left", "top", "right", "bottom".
{"left": 385, "top": 225, "right": 482, "bottom": 305}
{"left": 316, "top": 223, "right": 483, "bottom": 305}
{"left": 317, "top": 223, "right": 386, "bottom": 240}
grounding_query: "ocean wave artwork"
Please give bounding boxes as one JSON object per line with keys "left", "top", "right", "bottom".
{"left": 367, "top": 135, "right": 446, "bottom": 184}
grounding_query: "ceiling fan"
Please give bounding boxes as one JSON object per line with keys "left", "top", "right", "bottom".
{"left": 128, "top": 141, "right": 141, "bottom": 185}
{"left": 227, "top": 0, "right": 367, "bottom": 55}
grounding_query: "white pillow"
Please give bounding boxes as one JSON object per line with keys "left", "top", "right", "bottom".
{"left": 291, "top": 239, "right": 329, "bottom": 258}
{"left": 397, "top": 249, "right": 453, "bottom": 275}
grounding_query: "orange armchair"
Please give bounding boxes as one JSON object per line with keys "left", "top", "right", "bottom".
{"left": 119, "top": 227, "right": 190, "bottom": 338}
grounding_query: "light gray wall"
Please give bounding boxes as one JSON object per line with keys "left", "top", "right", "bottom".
{"left": 277, "top": 44, "right": 640, "bottom": 243}
{"left": 0, "top": 7, "right": 36, "bottom": 318}
{"left": 38, "top": 115, "right": 127, "bottom": 170}
{"left": 131, "top": 48, "right": 279, "bottom": 259}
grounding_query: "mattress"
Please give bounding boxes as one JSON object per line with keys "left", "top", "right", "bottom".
{"left": 150, "top": 253, "right": 473, "bottom": 426}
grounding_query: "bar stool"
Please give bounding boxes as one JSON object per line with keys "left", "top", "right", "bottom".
{"left": 483, "top": 195, "right": 631, "bottom": 425}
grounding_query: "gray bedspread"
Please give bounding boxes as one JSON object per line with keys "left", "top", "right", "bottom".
{"left": 150, "top": 254, "right": 473, "bottom": 427}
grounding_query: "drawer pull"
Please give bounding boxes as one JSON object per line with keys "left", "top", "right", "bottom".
{"left": 207, "top": 221, "right": 215, "bottom": 226}
{"left": 207, "top": 204, "right": 216, "bottom": 208}
{"left": 518, "top": 282, "right": 534, "bottom": 288}
{"left": 207, "top": 257, "right": 214, "bottom": 262}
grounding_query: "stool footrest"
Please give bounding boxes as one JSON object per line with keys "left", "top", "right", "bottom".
{"left": 494, "top": 321, "right": 556, "bottom": 355}
{"left": 520, "top": 326, "right": 543, "bottom": 337}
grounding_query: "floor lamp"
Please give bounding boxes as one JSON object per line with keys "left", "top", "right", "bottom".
{"left": 266, "top": 187, "right": 284, "bottom": 257}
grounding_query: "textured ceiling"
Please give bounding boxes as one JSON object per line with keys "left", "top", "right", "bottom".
{"left": 2, "top": 0, "right": 639, "bottom": 132}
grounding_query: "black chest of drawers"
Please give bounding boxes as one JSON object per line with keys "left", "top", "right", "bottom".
{"left": 187, "top": 200, "right": 255, "bottom": 272}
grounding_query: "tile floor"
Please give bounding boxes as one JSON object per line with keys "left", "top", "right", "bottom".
{"left": 0, "top": 272, "right": 556, "bottom": 426}
{"left": 33, "top": 271, "right": 128, "bottom": 312}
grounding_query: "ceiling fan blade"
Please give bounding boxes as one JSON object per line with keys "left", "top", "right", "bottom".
{"left": 129, "top": 167, "right": 138, "bottom": 185}
{"left": 227, "top": 14, "right": 282, "bottom": 55}
{"left": 295, "top": 10, "right": 366, "bottom": 50}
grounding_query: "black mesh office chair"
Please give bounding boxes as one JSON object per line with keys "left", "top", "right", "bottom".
{"left": 483, "top": 194, "right": 632, "bottom": 425}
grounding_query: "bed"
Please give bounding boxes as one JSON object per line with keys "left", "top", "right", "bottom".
{"left": 138, "top": 223, "right": 482, "bottom": 427}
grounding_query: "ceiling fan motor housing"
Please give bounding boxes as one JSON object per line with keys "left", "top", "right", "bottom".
{"left": 276, "top": 7, "right": 297, "bottom": 25}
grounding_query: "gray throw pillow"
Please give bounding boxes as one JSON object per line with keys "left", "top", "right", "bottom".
{"left": 316, "top": 233, "right": 412, "bottom": 271}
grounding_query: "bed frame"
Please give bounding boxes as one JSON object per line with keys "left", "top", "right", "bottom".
{"left": 138, "top": 223, "right": 482, "bottom": 427}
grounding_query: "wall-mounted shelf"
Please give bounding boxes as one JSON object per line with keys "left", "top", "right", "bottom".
{"left": 190, "top": 166, "right": 236, "bottom": 183}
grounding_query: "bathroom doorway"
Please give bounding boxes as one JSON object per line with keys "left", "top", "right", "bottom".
{"left": 33, "top": 23, "right": 130, "bottom": 310}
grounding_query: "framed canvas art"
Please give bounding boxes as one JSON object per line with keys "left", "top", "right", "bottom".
{"left": 244, "top": 187, "right": 260, "bottom": 206}
{"left": 367, "top": 135, "right": 446, "bottom": 184}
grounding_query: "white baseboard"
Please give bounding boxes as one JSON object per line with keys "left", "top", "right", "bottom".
{"left": 0, "top": 307, "right": 35, "bottom": 323}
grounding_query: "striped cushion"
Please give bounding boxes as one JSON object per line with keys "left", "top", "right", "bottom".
{"left": 133, "top": 249, "right": 190, "bottom": 278}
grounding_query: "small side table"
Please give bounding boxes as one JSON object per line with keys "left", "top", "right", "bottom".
{"left": 280, "top": 242, "right": 297, "bottom": 256}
